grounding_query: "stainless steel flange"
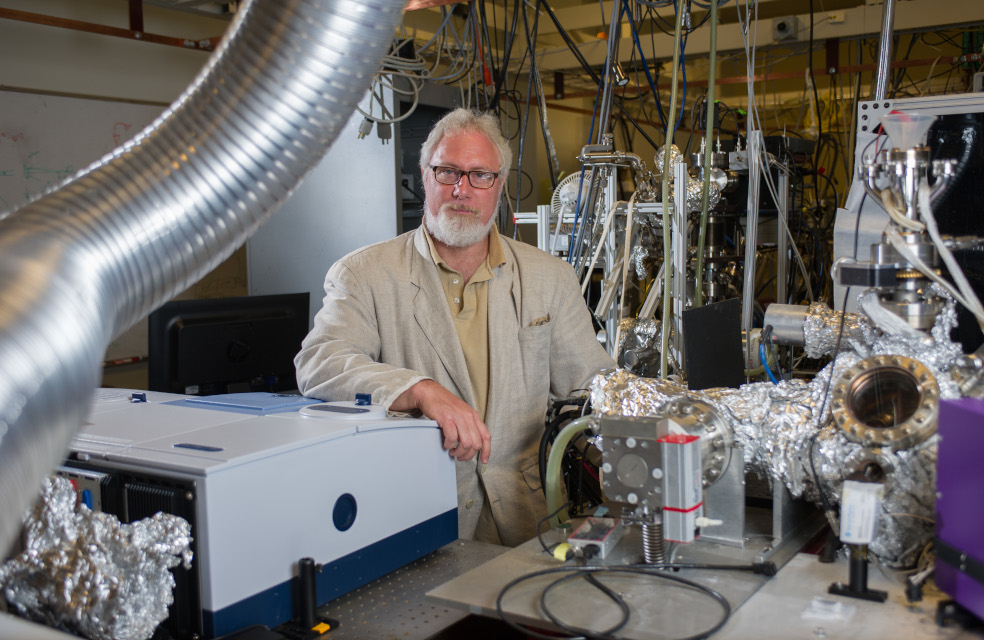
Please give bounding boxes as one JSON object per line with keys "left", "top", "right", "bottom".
{"left": 831, "top": 355, "right": 938, "bottom": 449}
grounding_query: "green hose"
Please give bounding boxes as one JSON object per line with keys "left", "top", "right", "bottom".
{"left": 544, "top": 416, "right": 595, "bottom": 527}
{"left": 660, "top": 2, "right": 686, "bottom": 378}
{"left": 695, "top": 0, "right": 719, "bottom": 308}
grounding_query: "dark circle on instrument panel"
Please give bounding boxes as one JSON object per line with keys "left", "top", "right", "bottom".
{"left": 333, "top": 493, "right": 357, "bottom": 531}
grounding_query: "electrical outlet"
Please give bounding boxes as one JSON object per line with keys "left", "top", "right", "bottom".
{"left": 772, "top": 16, "right": 800, "bottom": 42}
{"left": 401, "top": 173, "right": 416, "bottom": 201}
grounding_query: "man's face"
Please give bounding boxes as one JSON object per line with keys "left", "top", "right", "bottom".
{"left": 422, "top": 131, "right": 503, "bottom": 249}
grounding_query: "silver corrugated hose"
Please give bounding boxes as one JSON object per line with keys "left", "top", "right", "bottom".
{"left": 0, "top": 0, "right": 406, "bottom": 552}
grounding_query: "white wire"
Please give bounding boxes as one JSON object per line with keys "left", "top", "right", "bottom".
{"left": 580, "top": 199, "right": 625, "bottom": 295}
{"left": 617, "top": 191, "right": 639, "bottom": 325}
{"left": 879, "top": 191, "right": 927, "bottom": 232}
{"left": 918, "top": 179, "right": 984, "bottom": 325}
{"left": 736, "top": 0, "right": 814, "bottom": 304}
{"left": 859, "top": 290, "right": 923, "bottom": 338}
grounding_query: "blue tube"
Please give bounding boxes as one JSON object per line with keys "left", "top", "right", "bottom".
{"left": 674, "top": 28, "right": 688, "bottom": 135}
{"left": 761, "top": 342, "right": 779, "bottom": 385}
{"left": 621, "top": 0, "right": 666, "bottom": 129}
{"left": 566, "top": 86, "right": 601, "bottom": 264}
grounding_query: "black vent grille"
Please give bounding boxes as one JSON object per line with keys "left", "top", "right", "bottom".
{"left": 62, "top": 462, "right": 203, "bottom": 640}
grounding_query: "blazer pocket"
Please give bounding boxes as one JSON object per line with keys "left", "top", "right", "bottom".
{"left": 517, "top": 323, "right": 551, "bottom": 389}
{"left": 518, "top": 320, "right": 551, "bottom": 343}
{"left": 520, "top": 456, "right": 542, "bottom": 492}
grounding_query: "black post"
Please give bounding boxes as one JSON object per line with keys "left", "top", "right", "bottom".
{"left": 298, "top": 557, "right": 318, "bottom": 629}
{"left": 829, "top": 544, "right": 887, "bottom": 602}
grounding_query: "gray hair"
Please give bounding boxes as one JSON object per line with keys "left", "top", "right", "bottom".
{"left": 418, "top": 108, "right": 513, "bottom": 178}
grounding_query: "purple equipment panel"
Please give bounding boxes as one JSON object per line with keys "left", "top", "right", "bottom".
{"left": 936, "top": 397, "right": 984, "bottom": 620}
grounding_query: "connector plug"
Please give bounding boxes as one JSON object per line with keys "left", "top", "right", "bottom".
{"left": 906, "top": 576, "right": 924, "bottom": 603}
{"left": 694, "top": 517, "right": 723, "bottom": 528}
{"left": 357, "top": 118, "right": 373, "bottom": 140}
{"left": 377, "top": 122, "right": 391, "bottom": 144}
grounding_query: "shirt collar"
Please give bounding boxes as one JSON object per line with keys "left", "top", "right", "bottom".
{"left": 422, "top": 223, "right": 506, "bottom": 270}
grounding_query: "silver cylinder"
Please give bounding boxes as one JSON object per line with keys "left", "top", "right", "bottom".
{"left": 873, "top": 0, "right": 896, "bottom": 101}
{"left": 763, "top": 304, "right": 808, "bottom": 346}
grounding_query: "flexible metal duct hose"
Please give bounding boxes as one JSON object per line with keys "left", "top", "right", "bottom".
{"left": 0, "top": 0, "right": 405, "bottom": 553}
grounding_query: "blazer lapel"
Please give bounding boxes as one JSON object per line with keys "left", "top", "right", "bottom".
{"left": 485, "top": 248, "right": 519, "bottom": 427}
{"left": 409, "top": 227, "right": 474, "bottom": 404}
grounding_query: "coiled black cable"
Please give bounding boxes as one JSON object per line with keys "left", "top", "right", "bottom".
{"left": 494, "top": 562, "right": 764, "bottom": 640}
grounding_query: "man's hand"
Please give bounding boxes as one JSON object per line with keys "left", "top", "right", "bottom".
{"left": 391, "top": 380, "right": 491, "bottom": 463}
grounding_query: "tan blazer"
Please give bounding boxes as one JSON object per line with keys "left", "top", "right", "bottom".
{"left": 295, "top": 226, "right": 615, "bottom": 545}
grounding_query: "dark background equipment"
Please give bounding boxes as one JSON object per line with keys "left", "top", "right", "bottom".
{"left": 148, "top": 293, "right": 309, "bottom": 396}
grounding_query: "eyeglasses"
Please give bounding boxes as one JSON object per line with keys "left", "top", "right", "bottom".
{"left": 431, "top": 165, "right": 499, "bottom": 189}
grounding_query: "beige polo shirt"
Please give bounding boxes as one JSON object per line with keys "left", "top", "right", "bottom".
{"left": 423, "top": 227, "right": 506, "bottom": 422}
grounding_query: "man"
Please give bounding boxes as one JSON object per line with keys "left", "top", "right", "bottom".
{"left": 295, "top": 108, "right": 614, "bottom": 546}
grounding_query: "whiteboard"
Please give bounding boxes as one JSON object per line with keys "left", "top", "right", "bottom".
{"left": 0, "top": 90, "right": 166, "bottom": 361}
{"left": 0, "top": 90, "right": 164, "bottom": 213}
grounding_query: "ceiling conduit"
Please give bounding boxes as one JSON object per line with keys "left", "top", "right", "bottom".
{"left": 0, "top": 0, "right": 406, "bottom": 552}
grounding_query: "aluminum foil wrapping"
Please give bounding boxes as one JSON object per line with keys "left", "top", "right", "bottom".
{"left": 664, "top": 175, "right": 722, "bottom": 213}
{"left": 0, "top": 476, "right": 193, "bottom": 640}
{"left": 591, "top": 297, "right": 962, "bottom": 567}
{"left": 616, "top": 318, "right": 681, "bottom": 378}
{"left": 653, "top": 144, "right": 722, "bottom": 212}
{"left": 590, "top": 368, "right": 822, "bottom": 498}
{"left": 801, "top": 301, "right": 877, "bottom": 359}
{"left": 655, "top": 144, "right": 684, "bottom": 169}
{"left": 629, "top": 244, "right": 650, "bottom": 279}
{"left": 685, "top": 178, "right": 722, "bottom": 213}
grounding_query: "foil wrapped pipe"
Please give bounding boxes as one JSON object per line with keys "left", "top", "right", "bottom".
{"left": 764, "top": 302, "right": 877, "bottom": 359}
{"left": 0, "top": 477, "right": 193, "bottom": 640}
{"left": 591, "top": 298, "right": 962, "bottom": 567}
{"left": 652, "top": 143, "right": 721, "bottom": 213}
{"left": 0, "top": 0, "right": 407, "bottom": 555}
{"left": 678, "top": 176, "right": 721, "bottom": 214}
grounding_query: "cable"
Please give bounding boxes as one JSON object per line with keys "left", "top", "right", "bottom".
{"left": 540, "top": 572, "right": 631, "bottom": 638}
{"left": 694, "top": 0, "right": 719, "bottom": 307}
{"left": 808, "top": 193, "right": 866, "bottom": 520}
{"left": 539, "top": 403, "right": 587, "bottom": 493}
{"left": 761, "top": 342, "right": 779, "bottom": 384}
{"left": 537, "top": 500, "right": 575, "bottom": 555}
{"left": 545, "top": 416, "right": 595, "bottom": 526}
{"left": 495, "top": 563, "right": 747, "bottom": 640}
{"left": 622, "top": 0, "right": 666, "bottom": 129}
{"left": 488, "top": 0, "right": 521, "bottom": 112}
{"left": 916, "top": 180, "right": 984, "bottom": 328}
{"left": 658, "top": 0, "right": 686, "bottom": 379}
{"left": 539, "top": 0, "right": 660, "bottom": 150}
{"left": 674, "top": 17, "right": 689, "bottom": 136}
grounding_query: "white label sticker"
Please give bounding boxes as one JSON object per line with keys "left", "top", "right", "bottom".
{"left": 839, "top": 480, "right": 884, "bottom": 545}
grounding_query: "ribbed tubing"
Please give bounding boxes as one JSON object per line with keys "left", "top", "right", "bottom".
{"left": 0, "top": 0, "right": 406, "bottom": 551}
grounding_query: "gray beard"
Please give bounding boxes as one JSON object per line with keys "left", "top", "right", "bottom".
{"left": 423, "top": 202, "right": 495, "bottom": 248}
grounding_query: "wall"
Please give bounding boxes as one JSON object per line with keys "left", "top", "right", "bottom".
{"left": 247, "top": 90, "right": 401, "bottom": 330}
{"left": 0, "top": 0, "right": 224, "bottom": 103}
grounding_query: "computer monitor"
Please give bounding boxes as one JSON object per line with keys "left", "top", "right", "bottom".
{"left": 148, "top": 293, "right": 309, "bottom": 396}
